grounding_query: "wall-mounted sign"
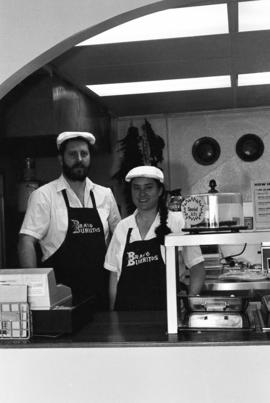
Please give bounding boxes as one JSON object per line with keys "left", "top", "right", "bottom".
{"left": 252, "top": 181, "right": 270, "bottom": 230}
{"left": 182, "top": 196, "right": 205, "bottom": 226}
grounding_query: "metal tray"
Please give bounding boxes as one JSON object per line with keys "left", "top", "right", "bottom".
{"left": 182, "top": 226, "right": 247, "bottom": 234}
{"left": 188, "top": 312, "right": 243, "bottom": 328}
{"left": 181, "top": 295, "right": 248, "bottom": 313}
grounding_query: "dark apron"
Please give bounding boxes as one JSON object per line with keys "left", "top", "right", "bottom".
{"left": 43, "top": 189, "right": 107, "bottom": 306}
{"left": 115, "top": 228, "right": 167, "bottom": 311}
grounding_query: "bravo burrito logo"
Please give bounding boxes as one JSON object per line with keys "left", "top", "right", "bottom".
{"left": 126, "top": 251, "right": 159, "bottom": 267}
{"left": 71, "top": 220, "right": 101, "bottom": 234}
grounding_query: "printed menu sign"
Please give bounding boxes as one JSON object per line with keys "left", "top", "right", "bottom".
{"left": 252, "top": 181, "right": 270, "bottom": 230}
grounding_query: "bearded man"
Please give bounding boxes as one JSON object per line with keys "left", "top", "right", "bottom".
{"left": 18, "top": 131, "right": 121, "bottom": 307}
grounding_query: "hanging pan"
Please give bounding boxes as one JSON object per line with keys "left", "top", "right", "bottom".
{"left": 236, "top": 133, "right": 264, "bottom": 162}
{"left": 192, "top": 137, "right": 220, "bottom": 166}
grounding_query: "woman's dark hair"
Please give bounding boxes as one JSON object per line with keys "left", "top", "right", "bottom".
{"left": 154, "top": 181, "right": 171, "bottom": 245}
{"left": 129, "top": 177, "right": 171, "bottom": 244}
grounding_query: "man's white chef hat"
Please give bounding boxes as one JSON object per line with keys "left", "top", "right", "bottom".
{"left": 125, "top": 166, "right": 164, "bottom": 183}
{"left": 56, "top": 131, "right": 96, "bottom": 149}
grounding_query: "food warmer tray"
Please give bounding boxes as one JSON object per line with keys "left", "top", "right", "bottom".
{"left": 178, "top": 295, "right": 253, "bottom": 331}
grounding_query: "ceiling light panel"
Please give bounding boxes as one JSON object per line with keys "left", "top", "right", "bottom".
{"left": 238, "top": 72, "right": 270, "bottom": 86}
{"left": 87, "top": 76, "right": 231, "bottom": 96}
{"left": 78, "top": 4, "right": 228, "bottom": 45}
{"left": 239, "top": 0, "right": 270, "bottom": 32}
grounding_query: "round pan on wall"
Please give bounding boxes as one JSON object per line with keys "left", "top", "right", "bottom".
{"left": 192, "top": 137, "right": 221, "bottom": 166}
{"left": 236, "top": 133, "right": 264, "bottom": 162}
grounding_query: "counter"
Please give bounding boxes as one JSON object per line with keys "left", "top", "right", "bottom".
{"left": 1, "top": 311, "right": 270, "bottom": 403}
{"left": 3, "top": 232, "right": 270, "bottom": 402}
{"left": 1, "top": 309, "right": 270, "bottom": 348}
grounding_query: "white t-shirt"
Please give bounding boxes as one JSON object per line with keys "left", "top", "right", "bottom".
{"left": 104, "top": 210, "right": 204, "bottom": 281}
{"left": 20, "top": 175, "right": 121, "bottom": 261}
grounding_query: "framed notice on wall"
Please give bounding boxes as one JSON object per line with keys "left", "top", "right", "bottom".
{"left": 252, "top": 180, "right": 270, "bottom": 230}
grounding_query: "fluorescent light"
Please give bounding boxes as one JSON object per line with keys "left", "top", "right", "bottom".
{"left": 87, "top": 76, "right": 231, "bottom": 96}
{"left": 238, "top": 72, "right": 270, "bottom": 86}
{"left": 77, "top": 4, "right": 228, "bottom": 45}
{"left": 239, "top": 0, "right": 270, "bottom": 32}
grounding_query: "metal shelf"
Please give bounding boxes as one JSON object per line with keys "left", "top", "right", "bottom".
{"left": 165, "top": 231, "right": 270, "bottom": 247}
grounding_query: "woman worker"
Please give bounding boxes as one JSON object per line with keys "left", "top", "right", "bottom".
{"left": 104, "top": 165, "right": 205, "bottom": 311}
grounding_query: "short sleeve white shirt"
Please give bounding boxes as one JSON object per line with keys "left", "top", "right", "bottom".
{"left": 104, "top": 210, "right": 204, "bottom": 281}
{"left": 20, "top": 175, "right": 121, "bottom": 261}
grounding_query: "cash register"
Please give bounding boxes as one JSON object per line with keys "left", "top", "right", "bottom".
{"left": 0, "top": 268, "right": 93, "bottom": 335}
{"left": 0, "top": 268, "right": 72, "bottom": 309}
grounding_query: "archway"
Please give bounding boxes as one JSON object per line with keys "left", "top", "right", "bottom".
{"left": 0, "top": 0, "right": 198, "bottom": 98}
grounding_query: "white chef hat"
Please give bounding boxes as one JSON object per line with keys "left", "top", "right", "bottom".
{"left": 125, "top": 166, "right": 164, "bottom": 183}
{"left": 56, "top": 131, "right": 96, "bottom": 149}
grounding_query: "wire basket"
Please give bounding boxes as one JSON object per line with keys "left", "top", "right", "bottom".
{"left": 0, "top": 302, "right": 31, "bottom": 340}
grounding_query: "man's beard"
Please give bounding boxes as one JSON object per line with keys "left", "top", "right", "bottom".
{"left": 62, "top": 161, "right": 89, "bottom": 182}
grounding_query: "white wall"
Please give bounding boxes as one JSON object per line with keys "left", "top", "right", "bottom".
{"left": 1, "top": 345, "right": 270, "bottom": 403}
{"left": 116, "top": 107, "right": 270, "bottom": 201}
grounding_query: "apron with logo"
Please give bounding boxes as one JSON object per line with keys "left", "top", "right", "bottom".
{"left": 43, "top": 189, "right": 106, "bottom": 305}
{"left": 115, "top": 228, "right": 167, "bottom": 311}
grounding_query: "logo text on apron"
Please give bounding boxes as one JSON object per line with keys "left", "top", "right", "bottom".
{"left": 126, "top": 251, "right": 159, "bottom": 267}
{"left": 71, "top": 219, "right": 101, "bottom": 234}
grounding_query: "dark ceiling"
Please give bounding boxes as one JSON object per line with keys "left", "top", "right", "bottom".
{"left": 50, "top": 0, "right": 270, "bottom": 117}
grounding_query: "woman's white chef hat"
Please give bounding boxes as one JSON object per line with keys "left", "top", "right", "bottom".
{"left": 56, "top": 131, "right": 96, "bottom": 149}
{"left": 125, "top": 166, "right": 164, "bottom": 183}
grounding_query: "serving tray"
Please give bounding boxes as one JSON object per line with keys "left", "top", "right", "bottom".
{"left": 180, "top": 295, "right": 248, "bottom": 312}
{"left": 182, "top": 226, "right": 247, "bottom": 234}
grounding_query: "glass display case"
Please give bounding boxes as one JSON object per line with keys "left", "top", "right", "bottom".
{"left": 181, "top": 192, "right": 244, "bottom": 230}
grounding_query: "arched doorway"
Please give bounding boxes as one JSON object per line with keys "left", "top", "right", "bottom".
{"left": 0, "top": 0, "right": 197, "bottom": 98}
